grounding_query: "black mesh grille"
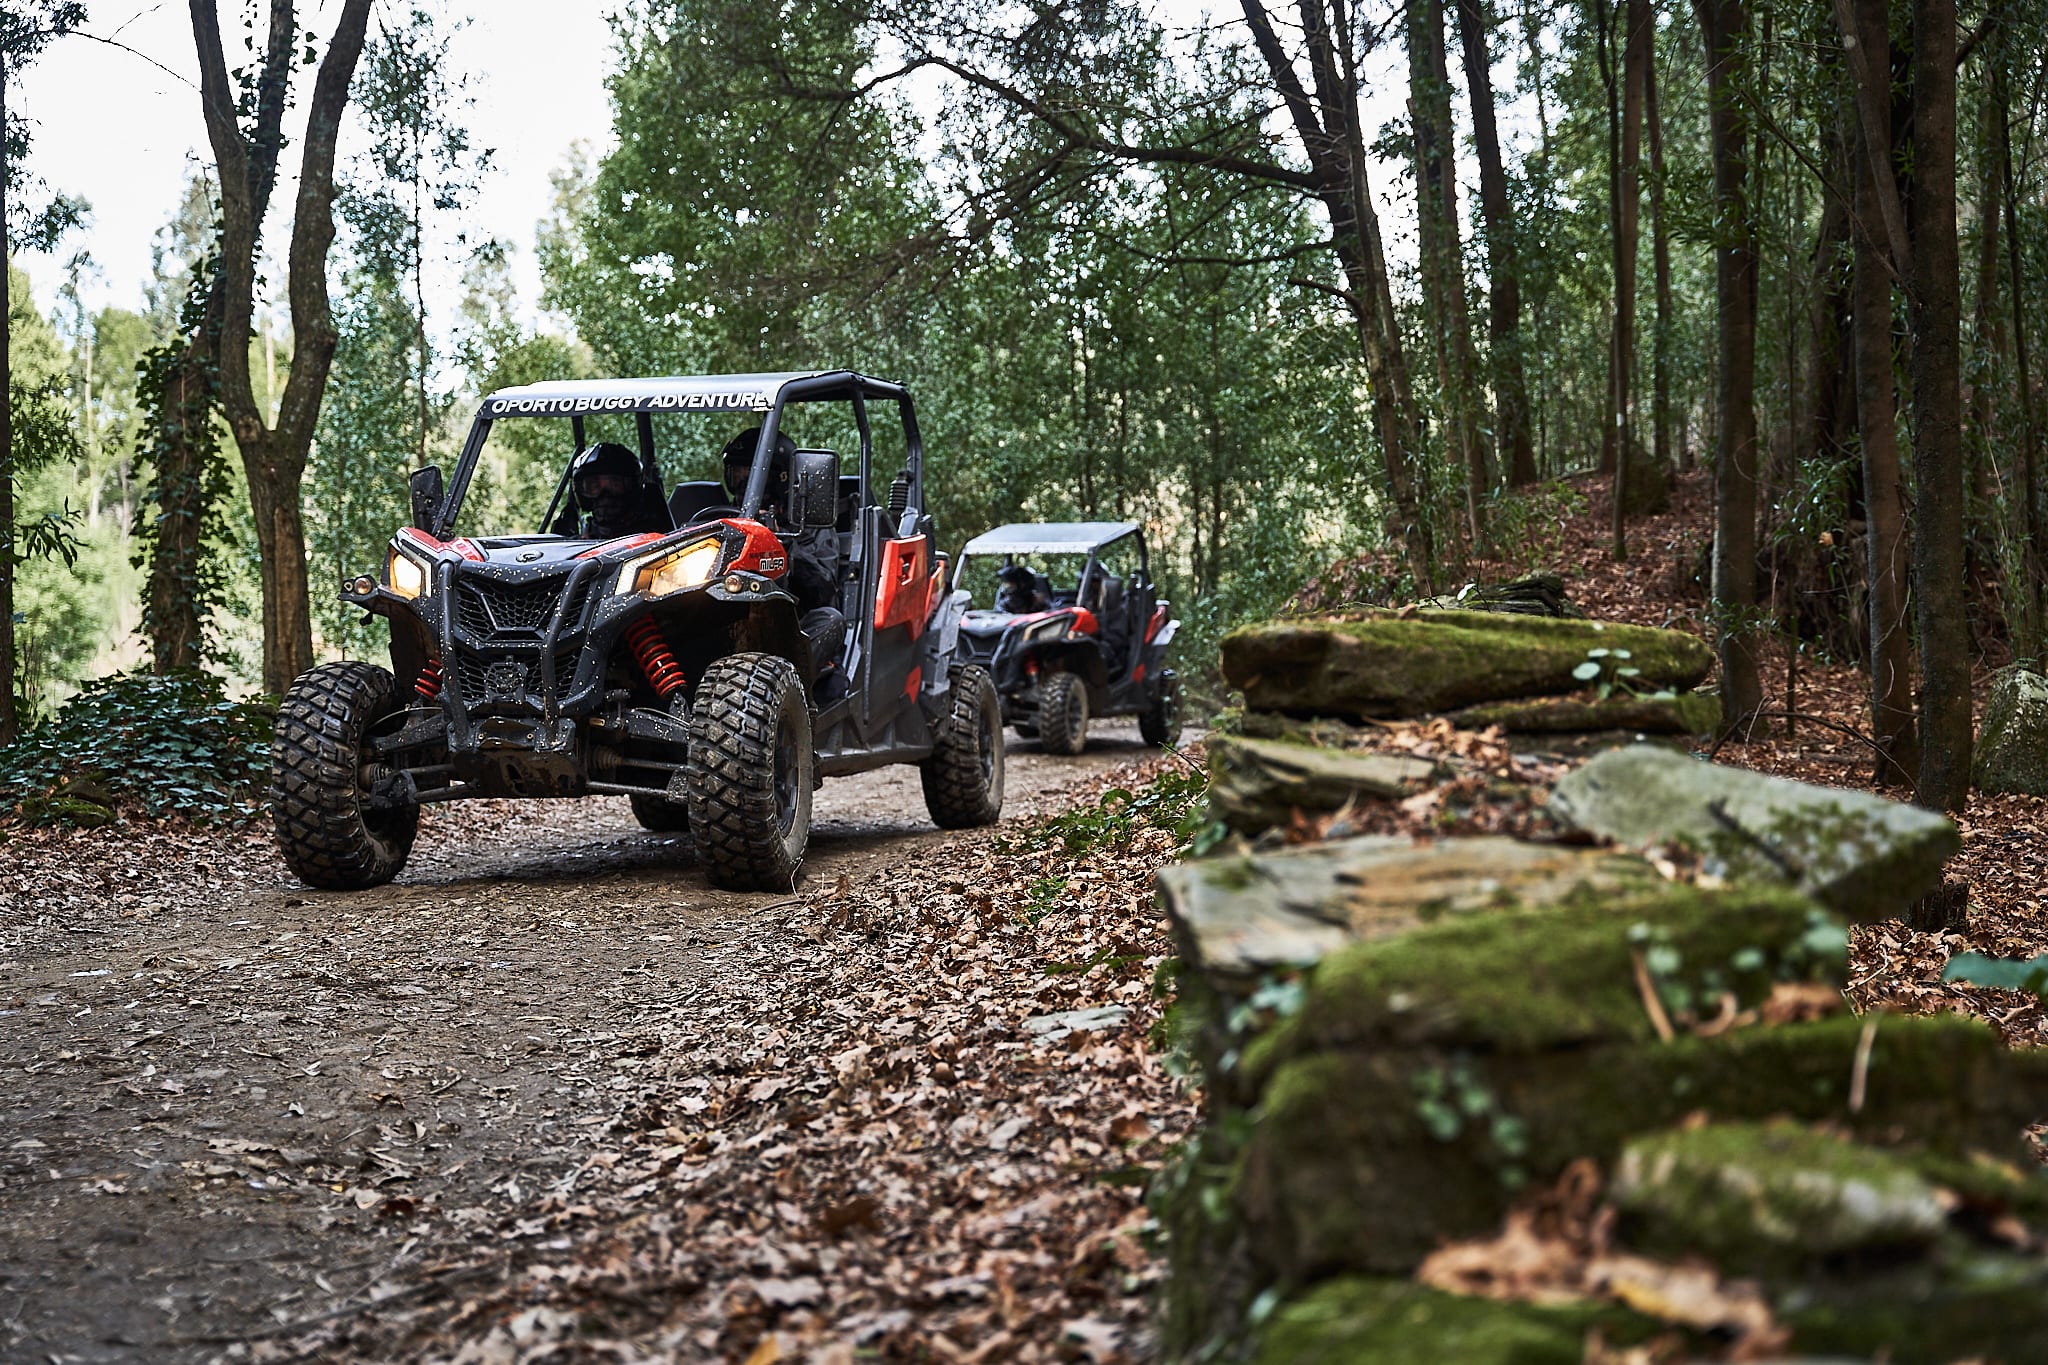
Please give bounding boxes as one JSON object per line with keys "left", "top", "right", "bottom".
{"left": 552, "top": 649, "right": 579, "bottom": 695}
{"left": 454, "top": 655, "right": 536, "bottom": 705}
{"left": 458, "top": 576, "right": 569, "bottom": 638}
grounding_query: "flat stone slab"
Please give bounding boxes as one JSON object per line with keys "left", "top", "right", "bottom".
{"left": 1023, "top": 1006, "right": 1129, "bottom": 1042}
{"left": 1447, "top": 692, "right": 1721, "bottom": 736}
{"left": 1549, "top": 745, "right": 1959, "bottom": 922}
{"left": 1220, "top": 610, "right": 1713, "bottom": 720}
{"left": 1157, "top": 835, "right": 1660, "bottom": 977}
{"left": 1208, "top": 734, "right": 1437, "bottom": 834}
{"left": 1973, "top": 667, "right": 2048, "bottom": 796}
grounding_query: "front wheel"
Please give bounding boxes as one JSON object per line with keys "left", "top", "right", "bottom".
{"left": 686, "top": 654, "right": 813, "bottom": 891}
{"left": 1037, "top": 668, "right": 1089, "bottom": 755}
{"left": 922, "top": 666, "right": 1005, "bottom": 828}
{"left": 1140, "top": 668, "right": 1185, "bottom": 748}
{"left": 271, "top": 661, "right": 419, "bottom": 890}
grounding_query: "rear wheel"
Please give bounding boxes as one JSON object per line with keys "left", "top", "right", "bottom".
{"left": 1037, "top": 669, "right": 1089, "bottom": 755}
{"left": 686, "top": 653, "right": 813, "bottom": 891}
{"left": 271, "top": 661, "right": 419, "bottom": 890}
{"left": 922, "top": 666, "right": 1005, "bottom": 828}
{"left": 629, "top": 792, "right": 690, "bottom": 833}
{"left": 1139, "top": 668, "right": 1185, "bottom": 747}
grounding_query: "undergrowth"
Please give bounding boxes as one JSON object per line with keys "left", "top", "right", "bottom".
{"left": 0, "top": 670, "right": 273, "bottom": 827}
{"left": 1003, "top": 761, "right": 1222, "bottom": 860}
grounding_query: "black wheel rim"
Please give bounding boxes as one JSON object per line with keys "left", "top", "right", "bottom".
{"left": 772, "top": 710, "right": 799, "bottom": 836}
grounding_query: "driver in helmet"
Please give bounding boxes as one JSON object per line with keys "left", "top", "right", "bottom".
{"left": 996, "top": 562, "right": 1051, "bottom": 614}
{"left": 561, "top": 442, "right": 667, "bottom": 540}
{"left": 722, "top": 426, "right": 849, "bottom": 701}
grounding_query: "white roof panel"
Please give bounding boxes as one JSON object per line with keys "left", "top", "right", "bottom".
{"left": 959, "top": 522, "right": 1140, "bottom": 556}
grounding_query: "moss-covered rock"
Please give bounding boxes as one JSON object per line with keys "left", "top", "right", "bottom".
{"left": 1784, "top": 1257, "right": 2048, "bottom": 1362}
{"left": 1549, "top": 744, "right": 1960, "bottom": 922}
{"left": 1250, "top": 1278, "right": 1663, "bottom": 1365}
{"left": 1219, "top": 611, "right": 1714, "bottom": 720}
{"left": 1611, "top": 1121, "right": 1946, "bottom": 1273}
{"left": 1447, "top": 691, "right": 1722, "bottom": 736}
{"left": 1157, "top": 835, "right": 1663, "bottom": 982}
{"left": 1207, "top": 733, "right": 1437, "bottom": 834}
{"left": 1233, "top": 1012, "right": 2048, "bottom": 1281}
{"left": 1972, "top": 666, "right": 2048, "bottom": 796}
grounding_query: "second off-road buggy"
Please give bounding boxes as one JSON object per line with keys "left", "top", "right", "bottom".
{"left": 952, "top": 522, "right": 1182, "bottom": 754}
{"left": 270, "top": 371, "right": 1004, "bottom": 893}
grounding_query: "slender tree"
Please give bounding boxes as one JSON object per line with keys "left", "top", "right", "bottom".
{"left": 1408, "top": 0, "right": 1491, "bottom": 544}
{"left": 1848, "top": 71, "right": 1919, "bottom": 784}
{"left": 1908, "top": 0, "right": 1970, "bottom": 810}
{"left": 1999, "top": 49, "right": 2045, "bottom": 662}
{"left": 1644, "top": 6, "right": 1676, "bottom": 474}
{"left": 187, "top": 0, "right": 374, "bottom": 694}
{"left": 1695, "top": 0, "right": 1763, "bottom": 734}
{"left": 0, "top": 0, "right": 84, "bottom": 743}
{"left": 1455, "top": 0, "right": 1537, "bottom": 487}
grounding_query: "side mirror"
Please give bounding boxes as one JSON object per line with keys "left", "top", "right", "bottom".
{"left": 790, "top": 449, "right": 839, "bottom": 529}
{"left": 409, "top": 464, "right": 445, "bottom": 532}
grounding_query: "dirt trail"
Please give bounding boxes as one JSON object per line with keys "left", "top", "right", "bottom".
{"left": 0, "top": 723, "right": 1172, "bottom": 1363}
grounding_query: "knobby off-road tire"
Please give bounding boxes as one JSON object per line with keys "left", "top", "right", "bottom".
{"left": 271, "top": 661, "right": 419, "bottom": 890}
{"left": 629, "top": 792, "right": 690, "bottom": 833}
{"left": 1140, "top": 668, "right": 1185, "bottom": 748}
{"left": 1036, "top": 668, "right": 1089, "bottom": 755}
{"left": 686, "top": 653, "right": 813, "bottom": 891}
{"left": 922, "top": 665, "right": 1005, "bottom": 829}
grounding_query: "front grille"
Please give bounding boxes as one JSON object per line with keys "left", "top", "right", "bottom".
{"left": 454, "top": 655, "right": 535, "bottom": 706}
{"left": 459, "top": 578, "right": 565, "bottom": 637}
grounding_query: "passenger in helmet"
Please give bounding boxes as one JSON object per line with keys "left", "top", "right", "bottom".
{"left": 564, "top": 442, "right": 666, "bottom": 540}
{"left": 996, "top": 562, "right": 1051, "bottom": 614}
{"left": 721, "top": 425, "right": 848, "bottom": 701}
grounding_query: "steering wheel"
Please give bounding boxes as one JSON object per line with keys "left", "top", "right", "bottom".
{"left": 685, "top": 504, "right": 743, "bottom": 525}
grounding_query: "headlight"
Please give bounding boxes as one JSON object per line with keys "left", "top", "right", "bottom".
{"left": 617, "top": 537, "right": 722, "bottom": 598}
{"left": 387, "top": 546, "right": 430, "bottom": 600}
{"left": 1022, "top": 615, "right": 1069, "bottom": 643}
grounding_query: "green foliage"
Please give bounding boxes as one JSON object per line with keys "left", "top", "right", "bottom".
{"left": 1941, "top": 952, "right": 2048, "bottom": 998}
{"left": 1571, "top": 646, "right": 1675, "bottom": 701}
{"left": 130, "top": 237, "right": 234, "bottom": 668}
{"left": 0, "top": 669, "right": 272, "bottom": 825}
{"left": 1004, "top": 764, "right": 1217, "bottom": 859}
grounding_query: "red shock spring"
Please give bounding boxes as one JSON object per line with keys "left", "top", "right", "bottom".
{"left": 415, "top": 658, "right": 444, "bottom": 700}
{"left": 624, "top": 616, "right": 687, "bottom": 699}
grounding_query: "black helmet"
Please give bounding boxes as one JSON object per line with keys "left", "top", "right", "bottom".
{"left": 721, "top": 426, "right": 797, "bottom": 503}
{"left": 571, "top": 443, "right": 642, "bottom": 535}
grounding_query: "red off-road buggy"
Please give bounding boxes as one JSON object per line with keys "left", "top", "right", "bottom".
{"left": 270, "top": 371, "right": 1003, "bottom": 892}
{"left": 951, "top": 522, "right": 1182, "bottom": 754}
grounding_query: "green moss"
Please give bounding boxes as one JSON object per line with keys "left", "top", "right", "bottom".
{"left": 1247, "top": 885, "right": 1833, "bottom": 1077}
{"left": 1251, "top": 1278, "right": 1666, "bottom": 1365}
{"left": 1785, "top": 1258, "right": 2048, "bottom": 1362}
{"left": 1220, "top": 611, "right": 1714, "bottom": 720}
{"left": 1450, "top": 691, "right": 1721, "bottom": 736}
{"left": 1231, "top": 1013, "right": 2048, "bottom": 1280}
{"left": 1612, "top": 1120, "right": 1946, "bottom": 1273}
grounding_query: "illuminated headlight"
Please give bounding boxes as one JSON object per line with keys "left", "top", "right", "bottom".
{"left": 618, "top": 537, "right": 722, "bottom": 598}
{"left": 387, "top": 546, "right": 430, "bottom": 600}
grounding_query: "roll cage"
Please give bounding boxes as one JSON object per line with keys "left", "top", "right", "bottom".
{"left": 419, "top": 370, "right": 926, "bottom": 540}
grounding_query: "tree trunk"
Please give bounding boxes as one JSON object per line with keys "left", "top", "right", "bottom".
{"left": 1610, "top": 0, "right": 1649, "bottom": 556}
{"left": 1244, "top": 0, "right": 1436, "bottom": 588}
{"left": 1646, "top": 15, "right": 1676, "bottom": 475}
{"left": 1851, "top": 109, "right": 1919, "bottom": 786}
{"left": 1908, "top": 0, "right": 1971, "bottom": 812}
{"left": 190, "top": 0, "right": 375, "bottom": 695}
{"left": 1696, "top": 0, "right": 1763, "bottom": 735}
{"left": 2002, "top": 65, "right": 2046, "bottom": 665}
{"left": 143, "top": 279, "right": 225, "bottom": 673}
{"left": 1407, "top": 0, "right": 1491, "bottom": 546}
{"left": 1454, "top": 0, "right": 1537, "bottom": 487}
{"left": 0, "top": 51, "right": 14, "bottom": 744}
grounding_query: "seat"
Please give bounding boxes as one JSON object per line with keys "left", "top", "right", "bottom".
{"left": 668, "top": 480, "right": 731, "bottom": 526}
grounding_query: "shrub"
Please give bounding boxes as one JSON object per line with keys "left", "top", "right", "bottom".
{"left": 0, "top": 670, "right": 273, "bottom": 826}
